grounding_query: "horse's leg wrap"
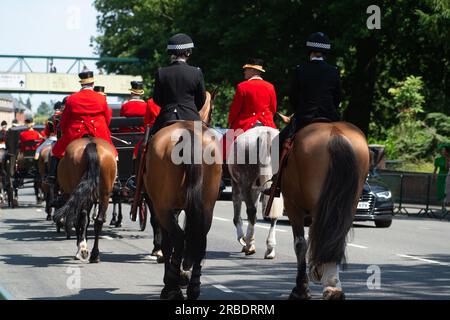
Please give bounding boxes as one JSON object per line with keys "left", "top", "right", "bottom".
{"left": 264, "top": 219, "right": 277, "bottom": 259}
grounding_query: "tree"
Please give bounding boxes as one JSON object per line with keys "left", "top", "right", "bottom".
{"left": 36, "top": 101, "right": 52, "bottom": 117}
{"left": 25, "top": 97, "right": 32, "bottom": 111}
{"left": 93, "top": 0, "right": 450, "bottom": 136}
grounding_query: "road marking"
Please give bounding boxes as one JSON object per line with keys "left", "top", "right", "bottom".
{"left": 348, "top": 243, "right": 368, "bottom": 249}
{"left": 213, "top": 217, "right": 230, "bottom": 222}
{"left": 36, "top": 209, "right": 42, "bottom": 212}
{"left": 0, "top": 285, "right": 13, "bottom": 300}
{"left": 213, "top": 216, "right": 288, "bottom": 233}
{"left": 213, "top": 284, "right": 233, "bottom": 293}
{"left": 396, "top": 254, "right": 449, "bottom": 266}
{"left": 100, "top": 236, "right": 114, "bottom": 240}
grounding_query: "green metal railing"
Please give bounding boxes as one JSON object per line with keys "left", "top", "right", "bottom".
{"left": 0, "top": 54, "right": 140, "bottom": 73}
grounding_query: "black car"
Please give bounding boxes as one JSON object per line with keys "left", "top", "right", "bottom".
{"left": 354, "top": 172, "right": 394, "bottom": 228}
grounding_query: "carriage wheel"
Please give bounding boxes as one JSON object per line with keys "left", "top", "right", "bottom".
{"left": 139, "top": 201, "right": 147, "bottom": 231}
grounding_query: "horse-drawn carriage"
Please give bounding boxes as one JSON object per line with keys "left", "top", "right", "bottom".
{"left": 108, "top": 107, "right": 149, "bottom": 231}
{"left": 2, "top": 125, "right": 44, "bottom": 208}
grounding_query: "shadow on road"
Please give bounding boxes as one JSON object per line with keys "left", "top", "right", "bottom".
{"left": 32, "top": 287, "right": 161, "bottom": 300}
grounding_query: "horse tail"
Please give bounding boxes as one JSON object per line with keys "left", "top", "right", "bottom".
{"left": 184, "top": 131, "right": 206, "bottom": 263}
{"left": 309, "top": 129, "right": 360, "bottom": 267}
{"left": 53, "top": 142, "right": 99, "bottom": 228}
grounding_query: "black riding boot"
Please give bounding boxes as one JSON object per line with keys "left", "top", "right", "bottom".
{"left": 46, "top": 156, "right": 59, "bottom": 183}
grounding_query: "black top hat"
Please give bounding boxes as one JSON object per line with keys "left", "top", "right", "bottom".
{"left": 79, "top": 71, "right": 95, "bottom": 84}
{"left": 94, "top": 86, "right": 106, "bottom": 96}
{"left": 130, "top": 81, "right": 144, "bottom": 95}
{"left": 25, "top": 116, "right": 34, "bottom": 124}
{"left": 1, "top": 121, "right": 7, "bottom": 126}
{"left": 54, "top": 101, "right": 62, "bottom": 110}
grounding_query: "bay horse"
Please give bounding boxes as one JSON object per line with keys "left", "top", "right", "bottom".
{"left": 143, "top": 92, "right": 222, "bottom": 300}
{"left": 227, "top": 126, "right": 284, "bottom": 259}
{"left": 38, "top": 144, "right": 54, "bottom": 220}
{"left": 280, "top": 120, "right": 369, "bottom": 300}
{"left": 53, "top": 137, "right": 117, "bottom": 263}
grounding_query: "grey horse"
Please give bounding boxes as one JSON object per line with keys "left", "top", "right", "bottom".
{"left": 227, "top": 126, "right": 284, "bottom": 259}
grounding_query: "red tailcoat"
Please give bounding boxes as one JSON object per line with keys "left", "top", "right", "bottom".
{"left": 228, "top": 77, "right": 277, "bottom": 132}
{"left": 132, "top": 99, "right": 161, "bottom": 159}
{"left": 19, "top": 129, "right": 41, "bottom": 152}
{"left": 52, "top": 88, "right": 117, "bottom": 158}
{"left": 119, "top": 99, "right": 147, "bottom": 133}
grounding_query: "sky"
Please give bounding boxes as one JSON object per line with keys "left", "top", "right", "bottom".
{"left": 0, "top": 0, "right": 120, "bottom": 112}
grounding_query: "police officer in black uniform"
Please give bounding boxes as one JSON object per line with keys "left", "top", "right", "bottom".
{"left": 264, "top": 32, "right": 342, "bottom": 197}
{"left": 150, "top": 33, "right": 206, "bottom": 135}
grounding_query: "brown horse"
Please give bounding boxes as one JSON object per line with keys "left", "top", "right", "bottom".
{"left": 53, "top": 137, "right": 117, "bottom": 263}
{"left": 143, "top": 92, "right": 222, "bottom": 300}
{"left": 280, "top": 121, "right": 369, "bottom": 300}
{"left": 38, "top": 144, "right": 54, "bottom": 220}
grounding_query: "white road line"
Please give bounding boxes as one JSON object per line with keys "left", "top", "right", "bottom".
{"left": 0, "top": 285, "right": 13, "bottom": 300}
{"left": 348, "top": 243, "right": 368, "bottom": 249}
{"left": 36, "top": 209, "right": 42, "bottom": 212}
{"left": 213, "top": 217, "right": 230, "bottom": 222}
{"left": 396, "top": 254, "right": 449, "bottom": 266}
{"left": 213, "top": 284, "right": 233, "bottom": 293}
{"left": 100, "top": 236, "right": 114, "bottom": 240}
{"left": 213, "top": 216, "right": 288, "bottom": 233}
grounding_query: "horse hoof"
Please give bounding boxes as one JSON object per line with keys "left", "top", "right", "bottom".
{"left": 157, "top": 256, "right": 165, "bottom": 264}
{"left": 187, "top": 285, "right": 200, "bottom": 300}
{"left": 109, "top": 219, "right": 116, "bottom": 226}
{"left": 75, "top": 249, "right": 90, "bottom": 262}
{"left": 264, "top": 249, "right": 276, "bottom": 259}
{"left": 160, "top": 287, "right": 184, "bottom": 300}
{"left": 289, "top": 287, "right": 312, "bottom": 300}
{"left": 115, "top": 223, "right": 122, "bottom": 228}
{"left": 244, "top": 246, "right": 256, "bottom": 256}
{"left": 46, "top": 215, "right": 52, "bottom": 221}
{"left": 238, "top": 237, "right": 246, "bottom": 246}
{"left": 180, "top": 270, "right": 191, "bottom": 288}
{"left": 89, "top": 255, "right": 100, "bottom": 263}
{"left": 323, "top": 287, "right": 345, "bottom": 300}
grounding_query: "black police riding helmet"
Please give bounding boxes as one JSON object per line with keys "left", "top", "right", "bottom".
{"left": 306, "top": 32, "right": 331, "bottom": 53}
{"left": 167, "top": 33, "right": 195, "bottom": 56}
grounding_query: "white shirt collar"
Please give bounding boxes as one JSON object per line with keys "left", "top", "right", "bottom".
{"left": 248, "top": 75, "right": 263, "bottom": 81}
{"left": 310, "top": 56, "right": 324, "bottom": 61}
{"left": 81, "top": 86, "right": 94, "bottom": 91}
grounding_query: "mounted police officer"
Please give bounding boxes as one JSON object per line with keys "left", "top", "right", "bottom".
{"left": 150, "top": 33, "right": 206, "bottom": 135}
{"left": 263, "top": 32, "right": 342, "bottom": 197}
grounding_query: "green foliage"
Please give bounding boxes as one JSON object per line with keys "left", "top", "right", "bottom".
{"left": 93, "top": 0, "right": 450, "bottom": 168}
{"left": 36, "top": 101, "right": 52, "bottom": 117}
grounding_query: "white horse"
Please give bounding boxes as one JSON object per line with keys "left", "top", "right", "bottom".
{"left": 227, "top": 126, "right": 284, "bottom": 259}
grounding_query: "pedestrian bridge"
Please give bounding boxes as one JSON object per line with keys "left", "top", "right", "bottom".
{"left": 0, "top": 55, "right": 142, "bottom": 96}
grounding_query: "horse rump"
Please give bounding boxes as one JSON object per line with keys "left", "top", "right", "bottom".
{"left": 308, "top": 132, "right": 359, "bottom": 267}
{"left": 53, "top": 142, "right": 100, "bottom": 228}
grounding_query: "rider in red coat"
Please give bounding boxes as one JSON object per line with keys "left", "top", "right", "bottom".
{"left": 223, "top": 59, "right": 278, "bottom": 162}
{"left": 47, "top": 71, "right": 117, "bottom": 182}
{"left": 19, "top": 117, "right": 42, "bottom": 152}
{"left": 228, "top": 58, "right": 277, "bottom": 132}
{"left": 119, "top": 81, "right": 147, "bottom": 133}
{"left": 132, "top": 98, "right": 161, "bottom": 159}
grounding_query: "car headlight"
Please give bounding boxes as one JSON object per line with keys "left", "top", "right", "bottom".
{"left": 376, "top": 191, "right": 392, "bottom": 199}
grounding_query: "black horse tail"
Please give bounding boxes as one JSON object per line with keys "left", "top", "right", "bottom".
{"left": 308, "top": 129, "right": 360, "bottom": 267}
{"left": 183, "top": 131, "right": 206, "bottom": 263}
{"left": 53, "top": 142, "right": 99, "bottom": 228}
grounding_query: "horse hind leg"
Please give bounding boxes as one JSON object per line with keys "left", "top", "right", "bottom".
{"left": 231, "top": 181, "right": 245, "bottom": 247}
{"left": 160, "top": 221, "right": 185, "bottom": 300}
{"left": 290, "top": 233, "right": 311, "bottom": 300}
{"left": 317, "top": 263, "right": 345, "bottom": 300}
{"left": 90, "top": 197, "right": 108, "bottom": 263}
{"left": 242, "top": 187, "right": 258, "bottom": 255}
{"left": 75, "top": 208, "right": 90, "bottom": 262}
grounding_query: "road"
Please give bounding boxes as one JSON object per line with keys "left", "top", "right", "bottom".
{"left": 1, "top": 189, "right": 450, "bottom": 300}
